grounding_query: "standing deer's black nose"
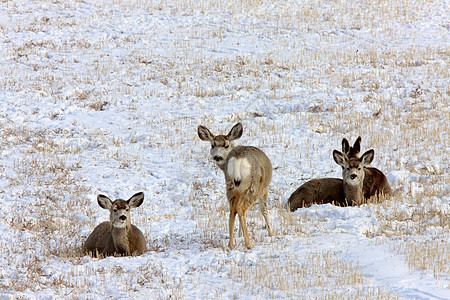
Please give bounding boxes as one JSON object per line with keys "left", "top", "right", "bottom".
{"left": 119, "top": 215, "right": 127, "bottom": 221}
{"left": 213, "top": 156, "right": 223, "bottom": 162}
{"left": 350, "top": 174, "right": 357, "bottom": 180}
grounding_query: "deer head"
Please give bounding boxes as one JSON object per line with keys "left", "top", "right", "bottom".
{"left": 97, "top": 192, "right": 144, "bottom": 229}
{"left": 333, "top": 149, "right": 374, "bottom": 187}
{"left": 197, "top": 122, "right": 243, "bottom": 170}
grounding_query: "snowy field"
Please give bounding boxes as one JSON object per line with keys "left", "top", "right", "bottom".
{"left": 0, "top": 0, "right": 449, "bottom": 298}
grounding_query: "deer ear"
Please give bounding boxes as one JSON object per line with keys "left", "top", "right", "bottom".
{"left": 197, "top": 125, "right": 214, "bottom": 142}
{"left": 97, "top": 195, "right": 112, "bottom": 210}
{"left": 353, "top": 137, "right": 362, "bottom": 154}
{"left": 333, "top": 150, "right": 347, "bottom": 167}
{"left": 360, "top": 149, "right": 374, "bottom": 166}
{"left": 342, "top": 138, "right": 350, "bottom": 154}
{"left": 227, "top": 122, "right": 243, "bottom": 141}
{"left": 128, "top": 192, "right": 144, "bottom": 208}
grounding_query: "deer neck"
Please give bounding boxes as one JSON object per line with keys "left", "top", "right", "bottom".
{"left": 217, "top": 161, "right": 227, "bottom": 173}
{"left": 343, "top": 181, "right": 364, "bottom": 205}
{"left": 112, "top": 226, "right": 131, "bottom": 255}
{"left": 217, "top": 144, "right": 235, "bottom": 174}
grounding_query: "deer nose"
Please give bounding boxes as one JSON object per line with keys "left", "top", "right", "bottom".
{"left": 119, "top": 215, "right": 127, "bottom": 221}
{"left": 350, "top": 174, "right": 357, "bottom": 180}
{"left": 213, "top": 156, "right": 223, "bottom": 162}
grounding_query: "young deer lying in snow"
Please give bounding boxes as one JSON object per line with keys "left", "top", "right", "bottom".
{"left": 288, "top": 137, "right": 392, "bottom": 211}
{"left": 198, "top": 122, "right": 274, "bottom": 249}
{"left": 84, "top": 192, "right": 147, "bottom": 257}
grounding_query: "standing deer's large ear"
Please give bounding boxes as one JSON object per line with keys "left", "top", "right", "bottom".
{"left": 97, "top": 195, "right": 112, "bottom": 210}
{"left": 342, "top": 138, "right": 350, "bottom": 154}
{"left": 128, "top": 192, "right": 144, "bottom": 208}
{"left": 360, "top": 149, "right": 374, "bottom": 166}
{"left": 227, "top": 122, "right": 243, "bottom": 141}
{"left": 198, "top": 125, "right": 215, "bottom": 142}
{"left": 333, "top": 150, "right": 347, "bottom": 167}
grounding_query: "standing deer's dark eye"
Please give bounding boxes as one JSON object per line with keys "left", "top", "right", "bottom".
{"left": 113, "top": 208, "right": 118, "bottom": 212}
{"left": 224, "top": 145, "right": 229, "bottom": 149}
{"left": 358, "top": 167, "right": 361, "bottom": 170}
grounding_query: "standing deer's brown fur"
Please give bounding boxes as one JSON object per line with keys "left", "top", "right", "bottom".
{"left": 288, "top": 137, "right": 392, "bottom": 211}
{"left": 84, "top": 192, "right": 147, "bottom": 257}
{"left": 198, "top": 122, "right": 274, "bottom": 249}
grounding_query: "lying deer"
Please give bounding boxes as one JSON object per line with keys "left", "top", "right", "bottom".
{"left": 288, "top": 137, "right": 392, "bottom": 211}
{"left": 334, "top": 137, "right": 392, "bottom": 205}
{"left": 198, "top": 122, "right": 274, "bottom": 249}
{"left": 84, "top": 192, "right": 147, "bottom": 257}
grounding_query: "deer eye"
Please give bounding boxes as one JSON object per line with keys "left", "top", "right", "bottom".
{"left": 224, "top": 144, "right": 229, "bottom": 149}
{"left": 358, "top": 167, "right": 361, "bottom": 170}
{"left": 113, "top": 208, "right": 118, "bottom": 212}
{"left": 126, "top": 208, "right": 129, "bottom": 211}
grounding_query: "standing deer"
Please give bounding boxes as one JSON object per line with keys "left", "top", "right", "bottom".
{"left": 197, "top": 122, "right": 274, "bottom": 249}
{"left": 84, "top": 192, "right": 147, "bottom": 257}
{"left": 287, "top": 137, "right": 392, "bottom": 211}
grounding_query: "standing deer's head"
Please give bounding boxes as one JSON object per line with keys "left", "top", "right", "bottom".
{"left": 197, "top": 122, "right": 243, "bottom": 169}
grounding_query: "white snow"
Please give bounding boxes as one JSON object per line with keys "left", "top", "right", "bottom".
{"left": 0, "top": 0, "right": 449, "bottom": 298}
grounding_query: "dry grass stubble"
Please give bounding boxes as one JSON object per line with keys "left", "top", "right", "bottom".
{"left": 0, "top": 0, "right": 448, "bottom": 296}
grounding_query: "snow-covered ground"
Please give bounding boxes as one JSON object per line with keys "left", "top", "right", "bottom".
{"left": 0, "top": 0, "right": 448, "bottom": 298}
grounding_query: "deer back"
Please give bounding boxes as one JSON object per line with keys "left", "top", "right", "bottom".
{"left": 363, "top": 167, "right": 393, "bottom": 200}
{"left": 287, "top": 178, "right": 345, "bottom": 211}
{"left": 225, "top": 146, "right": 272, "bottom": 196}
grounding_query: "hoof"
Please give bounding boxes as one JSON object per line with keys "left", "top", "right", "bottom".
{"left": 228, "top": 241, "right": 235, "bottom": 249}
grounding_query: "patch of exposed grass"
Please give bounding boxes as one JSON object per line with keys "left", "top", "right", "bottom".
{"left": 229, "top": 250, "right": 398, "bottom": 299}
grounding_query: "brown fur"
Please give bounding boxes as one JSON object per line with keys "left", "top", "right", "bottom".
{"left": 83, "top": 193, "right": 147, "bottom": 257}
{"left": 288, "top": 137, "right": 392, "bottom": 211}
{"left": 362, "top": 167, "right": 393, "bottom": 200}
{"left": 198, "top": 123, "right": 274, "bottom": 249}
{"left": 287, "top": 178, "right": 346, "bottom": 211}
{"left": 84, "top": 222, "right": 146, "bottom": 257}
{"left": 334, "top": 138, "right": 392, "bottom": 205}
{"left": 342, "top": 137, "right": 392, "bottom": 203}
{"left": 225, "top": 146, "right": 273, "bottom": 249}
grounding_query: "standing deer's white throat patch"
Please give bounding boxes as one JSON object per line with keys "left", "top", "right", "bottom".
{"left": 227, "top": 157, "right": 251, "bottom": 189}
